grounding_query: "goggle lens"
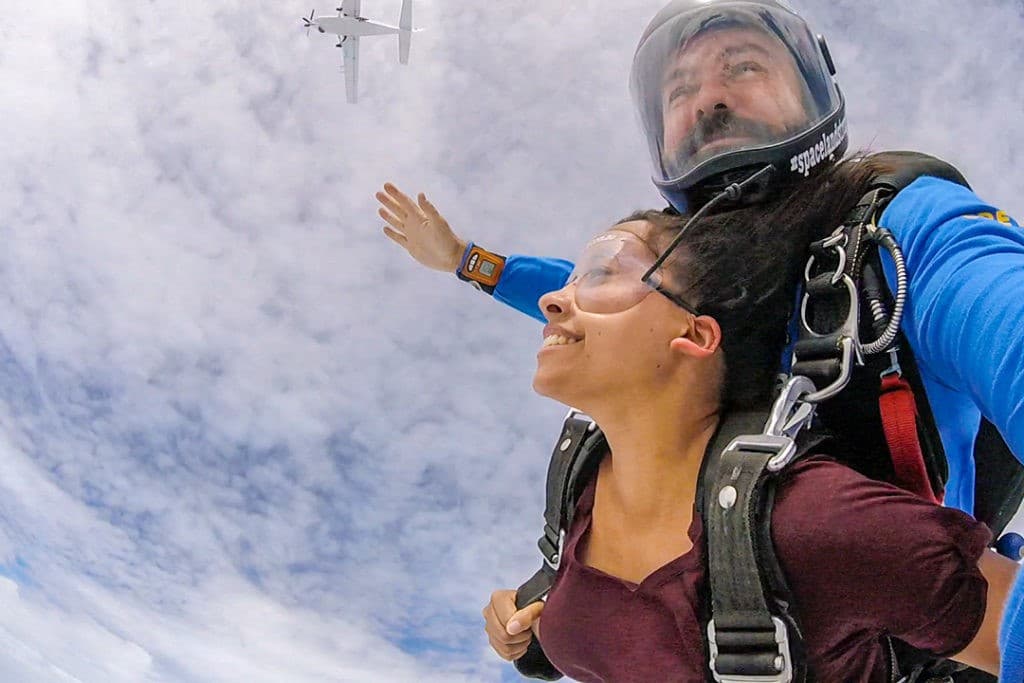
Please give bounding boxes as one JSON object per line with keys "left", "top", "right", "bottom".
{"left": 568, "top": 234, "right": 680, "bottom": 314}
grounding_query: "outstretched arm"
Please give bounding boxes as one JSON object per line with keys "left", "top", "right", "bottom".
{"left": 375, "top": 183, "right": 574, "bottom": 322}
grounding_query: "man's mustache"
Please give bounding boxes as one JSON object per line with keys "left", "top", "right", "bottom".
{"left": 682, "top": 110, "right": 779, "bottom": 158}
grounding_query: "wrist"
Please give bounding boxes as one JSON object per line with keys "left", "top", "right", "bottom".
{"left": 455, "top": 242, "right": 506, "bottom": 295}
{"left": 451, "top": 239, "right": 470, "bottom": 273}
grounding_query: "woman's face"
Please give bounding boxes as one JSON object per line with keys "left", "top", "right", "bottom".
{"left": 533, "top": 221, "right": 705, "bottom": 409}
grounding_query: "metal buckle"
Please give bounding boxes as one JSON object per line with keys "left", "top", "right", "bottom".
{"left": 542, "top": 528, "right": 566, "bottom": 572}
{"left": 730, "top": 375, "right": 818, "bottom": 472}
{"left": 723, "top": 434, "right": 798, "bottom": 474}
{"left": 562, "top": 407, "right": 597, "bottom": 432}
{"left": 764, "top": 376, "right": 816, "bottom": 439}
{"left": 707, "top": 617, "right": 793, "bottom": 683}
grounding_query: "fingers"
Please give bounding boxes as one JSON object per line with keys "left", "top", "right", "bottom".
{"left": 375, "top": 188, "right": 406, "bottom": 220}
{"left": 378, "top": 207, "right": 405, "bottom": 231}
{"left": 482, "top": 591, "right": 542, "bottom": 662}
{"left": 382, "top": 182, "right": 422, "bottom": 219}
{"left": 417, "top": 193, "right": 447, "bottom": 227}
{"left": 484, "top": 603, "right": 534, "bottom": 660}
{"left": 507, "top": 600, "right": 545, "bottom": 636}
{"left": 382, "top": 226, "right": 407, "bottom": 246}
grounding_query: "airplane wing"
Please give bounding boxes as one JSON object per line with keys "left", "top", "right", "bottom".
{"left": 343, "top": 35, "right": 359, "bottom": 103}
{"left": 341, "top": 0, "right": 360, "bottom": 16}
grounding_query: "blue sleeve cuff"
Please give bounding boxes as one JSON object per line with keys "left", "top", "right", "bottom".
{"left": 493, "top": 255, "right": 574, "bottom": 323}
{"left": 1001, "top": 566, "right": 1024, "bottom": 682}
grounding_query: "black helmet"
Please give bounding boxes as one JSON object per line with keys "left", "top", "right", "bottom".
{"left": 630, "top": 0, "right": 847, "bottom": 212}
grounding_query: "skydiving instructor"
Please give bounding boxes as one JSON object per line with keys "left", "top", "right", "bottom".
{"left": 375, "top": 0, "right": 1024, "bottom": 679}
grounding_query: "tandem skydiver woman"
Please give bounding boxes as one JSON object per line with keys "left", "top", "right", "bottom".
{"left": 380, "top": 161, "right": 1018, "bottom": 680}
{"left": 475, "top": 166, "right": 1019, "bottom": 681}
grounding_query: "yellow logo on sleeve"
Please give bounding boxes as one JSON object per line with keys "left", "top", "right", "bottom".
{"left": 976, "top": 210, "right": 1016, "bottom": 226}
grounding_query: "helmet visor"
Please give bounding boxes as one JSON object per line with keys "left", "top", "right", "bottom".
{"left": 630, "top": 1, "right": 842, "bottom": 187}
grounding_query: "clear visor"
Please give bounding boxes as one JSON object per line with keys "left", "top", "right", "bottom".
{"left": 567, "top": 232, "right": 696, "bottom": 315}
{"left": 630, "top": 2, "right": 842, "bottom": 185}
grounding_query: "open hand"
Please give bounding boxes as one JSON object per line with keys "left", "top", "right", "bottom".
{"left": 375, "top": 183, "right": 468, "bottom": 273}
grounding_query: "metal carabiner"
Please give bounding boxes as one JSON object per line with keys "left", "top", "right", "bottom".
{"left": 798, "top": 273, "right": 865, "bottom": 403}
{"left": 804, "top": 242, "right": 848, "bottom": 287}
{"left": 764, "top": 375, "right": 817, "bottom": 439}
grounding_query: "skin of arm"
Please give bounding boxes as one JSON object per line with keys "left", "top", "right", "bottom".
{"left": 953, "top": 550, "right": 1019, "bottom": 674}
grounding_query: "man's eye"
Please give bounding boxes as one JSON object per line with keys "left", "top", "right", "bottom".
{"left": 729, "top": 61, "right": 764, "bottom": 77}
{"left": 668, "top": 84, "right": 697, "bottom": 103}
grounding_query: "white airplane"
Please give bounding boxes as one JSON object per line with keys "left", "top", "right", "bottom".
{"left": 302, "top": 0, "right": 419, "bottom": 104}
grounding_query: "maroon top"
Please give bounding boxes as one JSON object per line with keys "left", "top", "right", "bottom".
{"left": 537, "top": 456, "right": 991, "bottom": 682}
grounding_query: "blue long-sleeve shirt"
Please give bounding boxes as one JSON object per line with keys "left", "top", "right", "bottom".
{"left": 492, "top": 176, "right": 1024, "bottom": 515}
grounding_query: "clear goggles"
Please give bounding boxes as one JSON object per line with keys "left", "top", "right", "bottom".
{"left": 564, "top": 232, "right": 698, "bottom": 315}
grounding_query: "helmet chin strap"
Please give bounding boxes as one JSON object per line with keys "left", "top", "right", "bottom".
{"left": 683, "top": 163, "right": 779, "bottom": 214}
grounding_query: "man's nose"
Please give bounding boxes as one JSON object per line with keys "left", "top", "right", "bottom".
{"left": 694, "top": 82, "right": 731, "bottom": 119}
{"left": 697, "top": 102, "right": 729, "bottom": 119}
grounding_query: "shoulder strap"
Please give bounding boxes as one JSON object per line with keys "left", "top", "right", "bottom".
{"left": 702, "top": 411, "right": 829, "bottom": 683}
{"left": 974, "top": 419, "right": 1024, "bottom": 538}
{"left": 513, "top": 410, "right": 605, "bottom": 681}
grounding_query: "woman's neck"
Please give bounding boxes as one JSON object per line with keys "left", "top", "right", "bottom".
{"left": 589, "top": 399, "right": 719, "bottom": 524}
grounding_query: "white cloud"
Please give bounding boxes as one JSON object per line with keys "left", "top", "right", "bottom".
{"left": 0, "top": 0, "right": 1021, "bottom": 681}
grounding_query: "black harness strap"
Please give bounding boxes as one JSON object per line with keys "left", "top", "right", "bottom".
{"left": 514, "top": 410, "right": 604, "bottom": 681}
{"left": 974, "top": 419, "right": 1024, "bottom": 538}
{"left": 706, "top": 443, "right": 786, "bottom": 679}
{"left": 702, "top": 415, "right": 829, "bottom": 683}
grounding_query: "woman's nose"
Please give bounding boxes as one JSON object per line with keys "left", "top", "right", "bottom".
{"left": 538, "top": 285, "right": 572, "bottom": 319}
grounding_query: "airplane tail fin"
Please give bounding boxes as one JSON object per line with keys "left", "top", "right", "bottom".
{"left": 398, "top": 0, "right": 412, "bottom": 64}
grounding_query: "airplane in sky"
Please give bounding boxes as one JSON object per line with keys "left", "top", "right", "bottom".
{"left": 302, "top": 0, "right": 419, "bottom": 104}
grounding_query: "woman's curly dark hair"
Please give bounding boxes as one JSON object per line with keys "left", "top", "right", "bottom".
{"left": 619, "top": 159, "right": 884, "bottom": 410}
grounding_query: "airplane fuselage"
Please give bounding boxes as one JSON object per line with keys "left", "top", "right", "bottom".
{"left": 315, "top": 16, "right": 401, "bottom": 36}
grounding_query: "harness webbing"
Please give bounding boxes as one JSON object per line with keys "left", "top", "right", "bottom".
{"left": 879, "top": 373, "right": 939, "bottom": 503}
{"left": 513, "top": 410, "right": 826, "bottom": 682}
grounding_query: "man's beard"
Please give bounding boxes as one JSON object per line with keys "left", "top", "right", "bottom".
{"left": 662, "top": 110, "right": 801, "bottom": 179}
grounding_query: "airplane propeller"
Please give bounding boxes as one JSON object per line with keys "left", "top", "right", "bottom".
{"left": 302, "top": 9, "right": 316, "bottom": 36}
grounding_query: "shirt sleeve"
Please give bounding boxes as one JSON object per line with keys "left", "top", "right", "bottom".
{"left": 493, "top": 255, "right": 574, "bottom": 323}
{"left": 879, "top": 177, "right": 1024, "bottom": 463}
{"left": 771, "top": 458, "right": 992, "bottom": 656}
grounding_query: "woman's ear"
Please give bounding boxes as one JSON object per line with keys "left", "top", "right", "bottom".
{"left": 669, "top": 315, "right": 722, "bottom": 359}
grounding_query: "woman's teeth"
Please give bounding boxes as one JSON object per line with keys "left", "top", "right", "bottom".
{"left": 542, "top": 335, "right": 582, "bottom": 347}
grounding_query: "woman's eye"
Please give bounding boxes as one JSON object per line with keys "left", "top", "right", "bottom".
{"left": 581, "top": 267, "right": 614, "bottom": 283}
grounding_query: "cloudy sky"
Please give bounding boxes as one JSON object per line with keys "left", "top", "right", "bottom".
{"left": 0, "top": 0, "right": 1022, "bottom": 681}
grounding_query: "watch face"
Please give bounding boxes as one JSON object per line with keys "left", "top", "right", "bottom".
{"left": 479, "top": 261, "right": 496, "bottom": 277}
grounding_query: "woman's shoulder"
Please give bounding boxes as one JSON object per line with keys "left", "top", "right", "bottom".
{"left": 768, "top": 455, "right": 990, "bottom": 656}
{"left": 772, "top": 454, "right": 989, "bottom": 552}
